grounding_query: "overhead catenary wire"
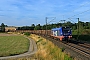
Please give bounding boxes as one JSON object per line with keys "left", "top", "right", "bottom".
{"left": 71, "top": 2, "right": 90, "bottom": 12}
{"left": 58, "top": 2, "right": 90, "bottom": 23}
{"left": 66, "top": 2, "right": 90, "bottom": 21}
{"left": 67, "top": 9, "right": 90, "bottom": 22}
{"left": 60, "top": 9, "right": 90, "bottom": 24}
{"left": 71, "top": 9, "right": 90, "bottom": 18}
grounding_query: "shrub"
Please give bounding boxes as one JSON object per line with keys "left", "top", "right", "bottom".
{"left": 61, "top": 47, "right": 65, "bottom": 52}
{"left": 24, "top": 32, "right": 30, "bottom": 36}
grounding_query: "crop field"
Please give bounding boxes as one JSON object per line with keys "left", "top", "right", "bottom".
{"left": 0, "top": 35, "right": 29, "bottom": 57}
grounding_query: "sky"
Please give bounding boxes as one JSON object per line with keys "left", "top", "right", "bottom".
{"left": 0, "top": 0, "right": 90, "bottom": 26}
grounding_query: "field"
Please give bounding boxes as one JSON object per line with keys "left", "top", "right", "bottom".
{"left": 0, "top": 34, "right": 29, "bottom": 57}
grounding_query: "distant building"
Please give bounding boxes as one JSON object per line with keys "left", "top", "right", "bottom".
{"left": 5, "top": 26, "right": 17, "bottom": 32}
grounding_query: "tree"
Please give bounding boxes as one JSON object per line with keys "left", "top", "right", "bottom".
{"left": 57, "top": 23, "right": 62, "bottom": 27}
{"left": 1, "top": 23, "right": 5, "bottom": 32}
{"left": 78, "top": 21, "right": 84, "bottom": 30}
{"left": 31, "top": 24, "right": 35, "bottom": 27}
{"left": 34, "top": 24, "right": 41, "bottom": 30}
{"left": 84, "top": 22, "right": 89, "bottom": 29}
{"left": 88, "top": 22, "right": 90, "bottom": 29}
{"left": 72, "top": 23, "right": 77, "bottom": 30}
{"left": 41, "top": 25, "right": 46, "bottom": 30}
{"left": 30, "top": 24, "right": 35, "bottom": 30}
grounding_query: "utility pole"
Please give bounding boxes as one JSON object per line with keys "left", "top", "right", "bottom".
{"left": 45, "top": 17, "right": 56, "bottom": 35}
{"left": 68, "top": 18, "right": 80, "bottom": 40}
{"left": 77, "top": 18, "right": 79, "bottom": 40}
{"left": 46, "top": 17, "right": 47, "bottom": 35}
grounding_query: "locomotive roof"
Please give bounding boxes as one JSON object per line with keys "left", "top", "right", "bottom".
{"left": 51, "top": 27, "right": 70, "bottom": 30}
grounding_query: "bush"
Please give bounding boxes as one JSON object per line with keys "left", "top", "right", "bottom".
{"left": 24, "top": 32, "right": 30, "bottom": 36}
{"left": 61, "top": 47, "right": 65, "bottom": 52}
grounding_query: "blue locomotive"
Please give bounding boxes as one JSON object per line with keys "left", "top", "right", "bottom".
{"left": 51, "top": 27, "right": 72, "bottom": 41}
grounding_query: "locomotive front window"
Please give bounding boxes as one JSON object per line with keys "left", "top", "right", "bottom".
{"left": 62, "top": 27, "right": 70, "bottom": 33}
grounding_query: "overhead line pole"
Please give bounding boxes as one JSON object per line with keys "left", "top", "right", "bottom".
{"left": 77, "top": 18, "right": 79, "bottom": 40}
{"left": 45, "top": 17, "right": 56, "bottom": 35}
{"left": 46, "top": 17, "right": 48, "bottom": 35}
{"left": 68, "top": 18, "right": 80, "bottom": 40}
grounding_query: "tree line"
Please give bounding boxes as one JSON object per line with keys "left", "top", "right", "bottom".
{"left": 1, "top": 21, "right": 90, "bottom": 34}
{"left": 17, "top": 21, "right": 90, "bottom": 30}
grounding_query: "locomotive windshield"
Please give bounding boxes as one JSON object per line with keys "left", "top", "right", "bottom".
{"left": 62, "top": 27, "right": 70, "bottom": 33}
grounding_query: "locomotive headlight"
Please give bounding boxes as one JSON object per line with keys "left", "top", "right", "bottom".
{"left": 68, "top": 30, "right": 70, "bottom": 32}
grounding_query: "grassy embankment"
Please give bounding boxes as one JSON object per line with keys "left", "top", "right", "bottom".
{"left": 29, "top": 34, "right": 73, "bottom": 60}
{"left": 0, "top": 35, "right": 29, "bottom": 57}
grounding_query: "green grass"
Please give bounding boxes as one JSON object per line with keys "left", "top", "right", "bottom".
{"left": 0, "top": 36, "right": 29, "bottom": 57}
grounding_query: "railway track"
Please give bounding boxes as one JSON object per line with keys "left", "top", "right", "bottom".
{"left": 40, "top": 35, "right": 90, "bottom": 59}
{"left": 78, "top": 43, "right": 90, "bottom": 49}
{"left": 66, "top": 43, "right": 90, "bottom": 58}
